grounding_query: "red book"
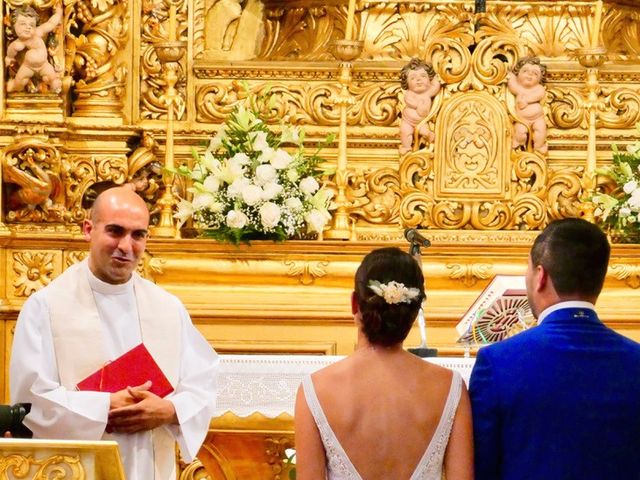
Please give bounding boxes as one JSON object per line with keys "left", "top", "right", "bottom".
{"left": 76, "top": 343, "right": 174, "bottom": 398}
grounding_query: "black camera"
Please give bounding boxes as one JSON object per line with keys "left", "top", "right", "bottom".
{"left": 0, "top": 403, "right": 32, "bottom": 438}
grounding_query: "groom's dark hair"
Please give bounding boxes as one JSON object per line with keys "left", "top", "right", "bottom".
{"left": 531, "top": 218, "right": 610, "bottom": 299}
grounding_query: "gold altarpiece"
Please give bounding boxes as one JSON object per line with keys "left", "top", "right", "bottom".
{"left": 0, "top": 0, "right": 638, "bottom": 478}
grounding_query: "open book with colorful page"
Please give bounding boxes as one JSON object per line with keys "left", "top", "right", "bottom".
{"left": 456, "top": 275, "right": 535, "bottom": 345}
{"left": 76, "top": 343, "right": 174, "bottom": 398}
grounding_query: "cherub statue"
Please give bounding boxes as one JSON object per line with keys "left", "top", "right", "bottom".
{"left": 399, "top": 57, "right": 441, "bottom": 155}
{"left": 5, "top": 4, "right": 63, "bottom": 94}
{"left": 507, "top": 56, "right": 548, "bottom": 154}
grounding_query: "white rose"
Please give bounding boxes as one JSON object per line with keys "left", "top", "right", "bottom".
{"left": 262, "top": 182, "right": 283, "bottom": 200}
{"left": 299, "top": 176, "right": 320, "bottom": 196}
{"left": 620, "top": 207, "right": 632, "bottom": 217}
{"left": 255, "top": 164, "right": 277, "bottom": 185}
{"left": 259, "top": 202, "right": 281, "bottom": 228}
{"left": 203, "top": 175, "right": 220, "bottom": 193}
{"left": 228, "top": 177, "right": 250, "bottom": 199}
{"left": 271, "top": 149, "right": 293, "bottom": 169}
{"left": 286, "top": 197, "right": 303, "bottom": 211}
{"left": 305, "top": 209, "right": 330, "bottom": 233}
{"left": 226, "top": 210, "right": 248, "bottom": 229}
{"left": 623, "top": 180, "right": 638, "bottom": 195}
{"left": 241, "top": 184, "right": 264, "bottom": 206}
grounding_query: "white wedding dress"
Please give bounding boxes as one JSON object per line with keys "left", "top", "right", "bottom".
{"left": 301, "top": 371, "right": 462, "bottom": 480}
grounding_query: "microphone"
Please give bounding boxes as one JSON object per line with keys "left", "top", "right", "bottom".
{"left": 404, "top": 228, "right": 431, "bottom": 248}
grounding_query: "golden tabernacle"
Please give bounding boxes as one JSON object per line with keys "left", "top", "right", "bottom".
{"left": 0, "top": 0, "right": 639, "bottom": 478}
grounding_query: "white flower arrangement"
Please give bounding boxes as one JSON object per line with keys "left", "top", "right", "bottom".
{"left": 175, "top": 91, "right": 334, "bottom": 244}
{"left": 592, "top": 123, "right": 640, "bottom": 242}
{"left": 368, "top": 280, "right": 421, "bottom": 305}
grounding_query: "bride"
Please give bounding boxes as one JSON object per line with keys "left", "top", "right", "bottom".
{"left": 294, "top": 247, "right": 473, "bottom": 479}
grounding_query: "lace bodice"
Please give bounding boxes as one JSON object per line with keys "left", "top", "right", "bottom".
{"left": 301, "top": 370, "right": 462, "bottom": 480}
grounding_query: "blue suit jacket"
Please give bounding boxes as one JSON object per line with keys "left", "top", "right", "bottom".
{"left": 469, "top": 307, "right": 640, "bottom": 480}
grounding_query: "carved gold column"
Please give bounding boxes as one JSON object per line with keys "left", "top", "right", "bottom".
{"left": 325, "top": 0, "right": 362, "bottom": 240}
{"left": 149, "top": 4, "right": 184, "bottom": 238}
{"left": 575, "top": 0, "right": 607, "bottom": 222}
{"left": 68, "top": 0, "right": 129, "bottom": 123}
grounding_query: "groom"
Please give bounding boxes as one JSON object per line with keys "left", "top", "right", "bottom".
{"left": 470, "top": 218, "right": 640, "bottom": 480}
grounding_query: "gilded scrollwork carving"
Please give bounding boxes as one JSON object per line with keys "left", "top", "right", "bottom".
{"left": 547, "top": 87, "right": 584, "bottom": 129}
{"left": 64, "top": 155, "right": 96, "bottom": 223}
{"left": 546, "top": 167, "right": 584, "bottom": 220}
{"left": 178, "top": 458, "right": 211, "bottom": 480}
{"left": 0, "top": 453, "right": 84, "bottom": 478}
{"left": 610, "top": 264, "right": 640, "bottom": 289}
{"left": 65, "top": 0, "right": 129, "bottom": 118}
{"left": 602, "top": 5, "right": 640, "bottom": 60}
{"left": 196, "top": 80, "right": 399, "bottom": 127}
{"left": 2, "top": 135, "right": 65, "bottom": 222}
{"left": 447, "top": 263, "right": 492, "bottom": 288}
{"left": 284, "top": 260, "right": 328, "bottom": 285}
{"left": 599, "top": 87, "right": 640, "bottom": 129}
{"left": 12, "top": 251, "right": 56, "bottom": 297}
{"left": 96, "top": 155, "right": 128, "bottom": 185}
{"left": 347, "top": 167, "right": 400, "bottom": 224}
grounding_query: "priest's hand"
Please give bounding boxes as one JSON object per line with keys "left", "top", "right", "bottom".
{"left": 109, "top": 381, "right": 152, "bottom": 410}
{"left": 107, "top": 386, "right": 178, "bottom": 434}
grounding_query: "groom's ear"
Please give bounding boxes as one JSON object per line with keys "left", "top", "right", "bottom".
{"left": 535, "top": 264, "right": 549, "bottom": 292}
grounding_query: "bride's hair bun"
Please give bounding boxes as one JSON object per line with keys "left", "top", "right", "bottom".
{"left": 354, "top": 247, "right": 425, "bottom": 346}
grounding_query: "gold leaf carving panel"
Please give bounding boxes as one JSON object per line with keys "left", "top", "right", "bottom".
{"left": 11, "top": 251, "right": 60, "bottom": 298}
{"left": 195, "top": 81, "right": 399, "bottom": 127}
{"left": 0, "top": 453, "right": 84, "bottom": 479}
{"left": 435, "top": 92, "right": 510, "bottom": 199}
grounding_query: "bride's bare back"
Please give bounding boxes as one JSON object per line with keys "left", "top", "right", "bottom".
{"left": 296, "top": 347, "right": 473, "bottom": 479}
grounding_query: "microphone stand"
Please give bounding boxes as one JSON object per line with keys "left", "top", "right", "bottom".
{"left": 407, "top": 240, "right": 438, "bottom": 358}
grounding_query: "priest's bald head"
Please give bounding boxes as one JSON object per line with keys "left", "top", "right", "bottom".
{"left": 83, "top": 186, "right": 150, "bottom": 284}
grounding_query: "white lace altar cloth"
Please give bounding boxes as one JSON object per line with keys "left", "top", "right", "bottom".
{"left": 216, "top": 355, "right": 475, "bottom": 418}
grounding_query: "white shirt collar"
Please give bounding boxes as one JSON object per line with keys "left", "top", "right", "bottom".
{"left": 536, "top": 300, "right": 596, "bottom": 325}
{"left": 83, "top": 257, "right": 135, "bottom": 296}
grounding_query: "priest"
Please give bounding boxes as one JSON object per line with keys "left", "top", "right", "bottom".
{"left": 10, "top": 185, "right": 218, "bottom": 480}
